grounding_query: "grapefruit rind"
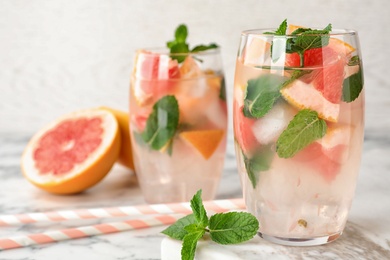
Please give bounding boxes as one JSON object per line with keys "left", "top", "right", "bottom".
{"left": 281, "top": 80, "right": 340, "bottom": 122}
{"left": 179, "top": 129, "right": 225, "bottom": 160}
{"left": 21, "top": 109, "right": 120, "bottom": 194}
{"left": 100, "top": 107, "right": 134, "bottom": 170}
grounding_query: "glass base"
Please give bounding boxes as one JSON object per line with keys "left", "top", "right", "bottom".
{"left": 258, "top": 232, "right": 342, "bottom": 246}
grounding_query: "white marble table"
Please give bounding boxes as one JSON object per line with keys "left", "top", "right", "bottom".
{"left": 0, "top": 132, "right": 389, "bottom": 259}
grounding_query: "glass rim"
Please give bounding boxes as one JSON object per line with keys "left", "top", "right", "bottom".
{"left": 135, "top": 47, "right": 221, "bottom": 57}
{"left": 241, "top": 28, "right": 357, "bottom": 37}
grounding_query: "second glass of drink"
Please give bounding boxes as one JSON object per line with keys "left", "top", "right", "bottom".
{"left": 129, "top": 48, "right": 227, "bottom": 204}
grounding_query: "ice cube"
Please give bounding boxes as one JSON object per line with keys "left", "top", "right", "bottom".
{"left": 251, "top": 101, "right": 296, "bottom": 145}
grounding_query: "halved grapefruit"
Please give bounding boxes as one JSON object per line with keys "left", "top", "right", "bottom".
{"left": 179, "top": 129, "right": 225, "bottom": 159}
{"left": 21, "top": 108, "right": 120, "bottom": 194}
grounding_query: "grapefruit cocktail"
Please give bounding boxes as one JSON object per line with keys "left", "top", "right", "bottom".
{"left": 233, "top": 21, "right": 364, "bottom": 245}
{"left": 129, "top": 25, "right": 227, "bottom": 203}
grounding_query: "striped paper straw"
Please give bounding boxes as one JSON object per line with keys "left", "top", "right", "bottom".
{"left": 0, "top": 214, "right": 184, "bottom": 251}
{"left": 0, "top": 198, "right": 245, "bottom": 226}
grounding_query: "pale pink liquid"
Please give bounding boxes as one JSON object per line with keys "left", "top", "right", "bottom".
{"left": 130, "top": 74, "right": 227, "bottom": 204}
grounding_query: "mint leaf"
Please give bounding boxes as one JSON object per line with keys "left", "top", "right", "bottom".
{"left": 264, "top": 19, "right": 287, "bottom": 35}
{"left": 209, "top": 212, "right": 259, "bottom": 245}
{"left": 243, "top": 74, "right": 287, "bottom": 118}
{"left": 141, "top": 95, "right": 179, "bottom": 151}
{"left": 293, "top": 24, "right": 332, "bottom": 52}
{"left": 175, "top": 24, "right": 188, "bottom": 43}
{"left": 276, "top": 109, "right": 327, "bottom": 158}
{"left": 219, "top": 77, "right": 226, "bottom": 101}
{"left": 191, "top": 43, "right": 219, "bottom": 52}
{"left": 161, "top": 214, "right": 196, "bottom": 240}
{"left": 342, "top": 68, "right": 363, "bottom": 102}
{"left": 184, "top": 223, "right": 204, "bottom": 233}
{"left": 275, "top": 19, "right": 287, "bottom": 35}
{"left": 244, "top": 145, "right": 274, "bottom": 188}
{"left": 348, "top": 55, "right": 360, "bottom": 66}
{"left": 181, "top": 230, "right": 205, "bottom": 260}
{"left": 190, "top": 190, "right": 209, "bottom": 228}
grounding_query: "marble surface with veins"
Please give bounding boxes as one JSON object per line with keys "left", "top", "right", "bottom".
{"left": 0, "top": 132, "right": 389, "bottom": 259}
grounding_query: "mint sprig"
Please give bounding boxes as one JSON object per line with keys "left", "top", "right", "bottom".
{"left": 267, "top": 19, "right": 332, "bottom": 66}
{"left": 276, "top": 109, "right": 327, "bottom": 158}
{"left": 141, "top": 95, "right": 179, "bottom": 151}
{"left": 161, "top": 190, "right": 259, "bottom": 260}
{"left": 167, "top": 24, "right": 219, "bottom": 63}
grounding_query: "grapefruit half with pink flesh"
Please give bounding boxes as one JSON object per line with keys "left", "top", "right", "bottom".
{"left": 21, "top": 108, "right": 120, "bottom": 194}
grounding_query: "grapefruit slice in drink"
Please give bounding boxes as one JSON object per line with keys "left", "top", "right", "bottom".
{"left": 179, "top": 129, "right": 225, "bottom": 159}
{"left": 21, "top": 108, "right": 121, "bottom": 194}
{"left": 133, "top": 50, "right": 180, "bottom": 106}
{"left": 294, "top": 125, "right": 351, "bottom": 182}
{"left": 233, "top": 100, "right": 258, "bottom": 155}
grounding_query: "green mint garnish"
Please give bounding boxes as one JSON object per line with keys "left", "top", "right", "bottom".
{"left": 342, "top": 68, "right": 363, "bottom": 102}
{"left": 161, "top": 190, "right": 259, "bottom": 260}
{"left": 243, "top": 74, "right": 287, "bottom": 119}
{"left": 276, "top": 109, "right": 327, "bottom": 158}
{"left": 267, "top": 19, "right": 332, "bottom": 66}
{"left": 208, "top": 212, "right": 259, "bottom": 245}
{"left": 243, "top": 145, "right": 274, "bottom": 189}
{"left": 219, "top": 77, "right": 227, "bottom": 101}
{"left": 161, "top": 214, "right": 196, "bottom": 240}
{"left": 348, "top": 55, "right": 360, "bottom": 66}
{"left": 264, "top": 19, "right": 287, "bottom": 35}
{"left": 141, "top": 95, "right": 179, "bottom": 151}
{"left": 191, "top": 43, "right": 219, "bottom": 53}
{"left": 190, "top": 190, "right": 209, "bottom": 228}
{"left": 181, "top": 229, "right": 205, "bottom": 260}
{"left": 167, "top": 24, "right": 219, "bottom": 63}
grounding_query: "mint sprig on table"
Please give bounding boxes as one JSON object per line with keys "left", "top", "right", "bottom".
{"left": 141, "top": 95, "right": 179, "bottom": 151}
{"left": 276, "top": 109, "right": 327, "bottom": 158}
{"left": 266, "top": 19, "right": 332, "bottom": 66}
{"left": 167, "top": 24, "right": 219, "bottom": 63}
{"left": 161, "top": 190, "right": 259, "bottom": 260}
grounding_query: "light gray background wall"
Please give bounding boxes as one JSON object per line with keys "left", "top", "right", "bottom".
{"left": 0, "top": 0, "right": 388, "bottom": 135}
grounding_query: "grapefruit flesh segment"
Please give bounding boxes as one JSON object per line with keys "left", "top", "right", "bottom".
{"left": 294, "top": 126, "right": 351, "bottom": 182}
{"left": 22, "top": 109, "right": 120, "bottom": 194}
{"left": 233, "top": 101, "right": 258, "bottom": 155}
{"left": 133, "top": 51, "right": 180, "bottom": 106}
{"left": 281, "top": 80, "right": 340, "bottom": 122}
{"left": 34, "top": 117, "right": 103, "bottom": 175}
{"left": 179, "top": 129, "right": 225, "bottom": 160}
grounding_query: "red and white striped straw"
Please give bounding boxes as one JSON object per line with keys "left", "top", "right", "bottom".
{"left": 0, "top": 214, "right": 184, "bottom": 251}
{"left": 0, "top": 198, "right": 245, "bottom": 226}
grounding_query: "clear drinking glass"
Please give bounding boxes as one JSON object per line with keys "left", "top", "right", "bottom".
{"left": 129, "top": 48, "right": 227, "bottom": 204}
{"left": 233, "top": 29, "right": 364, "bottom": 245}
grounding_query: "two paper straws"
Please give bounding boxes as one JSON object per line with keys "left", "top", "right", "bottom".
{"left": 0, "top": 198, "right": 245, "bottom": 251}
